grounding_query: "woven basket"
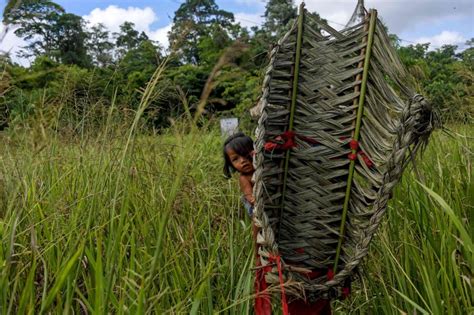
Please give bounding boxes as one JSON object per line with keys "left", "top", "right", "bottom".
{"left": 253, "top": 4, "right": 438, "bottom": 301}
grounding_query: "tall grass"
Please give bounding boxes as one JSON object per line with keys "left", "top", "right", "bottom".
{"left": 0, "top": 65, "right": 472, "bottom": 313}
{"left": 0, "top": 63, "right": 256, "bottom": 314}
{"left": 335, "top": 126, "right": 473, "bottom": 314}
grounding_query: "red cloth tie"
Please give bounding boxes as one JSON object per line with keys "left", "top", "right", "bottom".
{"left": 268, "top": 255, "right": 289, "bottom": 315}
{"left": 327, "top": 268, "right": 335, "bottom": 280}
{"left": 342, "top": 287, "right": 351, "bottom": 298}
{"left": 264, "top": 131, "right": 318, "bottom": 152}
{"left": 349, "top": 139, "right": 359, "bottom": 150}
{"left": 347, "top": 139, "right": 374, "bottom": 168}
{"left": 359, "top": 151, "right": 373, "bottom": 168}
{"left": 348, "top": 153, "right": 357, "bottom": 161}
{"left": 255, "top": 260, "right": 272, "bottom": 315}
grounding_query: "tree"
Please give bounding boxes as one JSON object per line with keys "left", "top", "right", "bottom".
{"left": 263, "top": 0, "right": 297, "bottom": 38}
{"left": 114, "top": 22, "right": 149, "bottom": 60}
{"left": 87, "top": 23, "right": 114, "bottom": 67}
{"left": 459, "top": 38, "right": 473, "bottom": 70}
{"left": 197, "top": 23, "right": 235, "bottom": 65}
{"left": 52, "top": 13, "right": 90, "bottom": 67}
{"left": 4, "top": 0, "right": 90, "bottom": 67}
{"left": 398, "top": 43, "right": 473, "bottom": 122}
{"left": 398, "top": 43, "right": 430, "bottom": 66}
{"left": 2, "top": 0, "right": 24, "bottom": 42}
{"left": 168, "top": 0, "right": 235, "bottom": 64}
{"left": 4, "top": 0, "right": 65, "bottom": 58}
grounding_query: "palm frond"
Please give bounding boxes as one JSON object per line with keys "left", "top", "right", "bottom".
{"left": 253, "top": 4, "right": 438, "bottom": 300}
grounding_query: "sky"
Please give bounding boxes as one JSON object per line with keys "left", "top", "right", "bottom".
{"left": 1, "top": 0, "right": 473, "bottom": 66}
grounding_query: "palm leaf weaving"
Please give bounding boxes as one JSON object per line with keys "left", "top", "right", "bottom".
{"left": 253, "top": 3, "right": 438, "bottom": 300}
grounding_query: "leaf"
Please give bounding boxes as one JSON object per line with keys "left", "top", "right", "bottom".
{"left": 40, "top": 242, "right": 84, "bottom": 313}
{"left": 418, "top": 181, "right": 473, "bottom": 262}
{"left": 393, "top": 288, "right": 430, "bottom": 315}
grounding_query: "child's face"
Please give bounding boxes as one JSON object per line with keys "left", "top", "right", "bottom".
{"left": 226, "top": 148, "right": 254, "bottom": 174}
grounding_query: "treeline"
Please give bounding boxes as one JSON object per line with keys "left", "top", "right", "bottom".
{"left": 0, "top": 0, "right": 472, "bottom": 131}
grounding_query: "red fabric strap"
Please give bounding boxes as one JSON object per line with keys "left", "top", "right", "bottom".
{"left": 348, "top": 153, "right": 357, "bottom": 161}
{"left": 347, "top": 139, "right": 374, "bottom": 168}
{"left": 268, "top": 255, "right": 289, "bottom": 315}
{"left": 349, "top": 139, "right": 359, "bottom": 150}
{"left": 342, "top": 287, "right": 351, "bottom": 298}
{"left": 255, "top": 266, "right": 272, "bottom": 315}
{"left": 359, "top": 151, "right": 374, "bottom": 168}
{"left": 264, "top": 131, "right": 318, "bottom": 152}
{"left": 327, "top": 268, "right": 335, "bottom": 280}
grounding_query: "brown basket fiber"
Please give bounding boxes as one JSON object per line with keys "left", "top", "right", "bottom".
{"left": 252, "top": 4, "right": 438, "bottom": 301}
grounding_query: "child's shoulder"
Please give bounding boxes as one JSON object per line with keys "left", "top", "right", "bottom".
{"left": 239, "top": 173, "right": 253, "bottom": 184}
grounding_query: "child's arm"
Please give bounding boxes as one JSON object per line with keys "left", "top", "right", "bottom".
{"left": 239, "top": 175, "right": 255, "bottom": 205}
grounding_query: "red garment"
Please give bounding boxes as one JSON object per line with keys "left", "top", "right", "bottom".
{"left": 288, "top": 298, "right": 332, "bottom": 315}
{"left": 253, "top": 223, "right": 332, "bottom": 315}
{"left": 254, "top": 224, "right": 272, "bottom": 315}
{"left": 255, "top": 259, "right": 272, "bottom": 315}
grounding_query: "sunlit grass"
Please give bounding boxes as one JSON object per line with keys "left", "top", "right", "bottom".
{"left": 336, "top": 126, "right": 473, "bottom": 314}
{"left": 0, "top": 123, "right": 257, "bottom": 314}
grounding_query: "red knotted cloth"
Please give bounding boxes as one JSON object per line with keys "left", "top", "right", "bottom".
{"left": 347, "top": 139, "right": 374, "bottom": 168}
{"left": 264, "top": 131, "right": 318, "bottom": 152}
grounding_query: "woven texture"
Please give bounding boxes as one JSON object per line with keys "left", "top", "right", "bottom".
{"left": 253, "top": 7, "right": 438, "bottom": 300}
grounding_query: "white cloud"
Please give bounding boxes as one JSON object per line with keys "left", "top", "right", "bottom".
{"left": 83, "top": 5, "right": 157, "bottom": 34}
{"left": 83, "top": 5, "right": 173, "bottom": 49}
{"left": 304, "top": 0, "right": 473, "bottom": 33}
{"left": 148, "top": 24, "right": 172, "bottom": 49}
{"left": 414, "top": 31, "right": 466, "bottom": 49}
{"left": 234, "top": 13, "right": 264, "bottom": 29}
{"left": 0, "top": 25, "right": 31, "bottom": 66}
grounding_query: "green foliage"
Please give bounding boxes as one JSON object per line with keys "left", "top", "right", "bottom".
{"left": 1, "top": 0, "right": 472, "bottom": 132}
{"left": 168, "top": 0, "right": 235, "bottom": 64}
{"left": 118, "top": 40, "right": 163, "bottom": 91}
{"left": 399, "top": 43, "right": 473, "bottom": 123}
{"left": 87, "top": 23, "right": 114, "bottom": 67}
{"left": 114, "top": 21, "right": 150, "bottom": 60}
{"left": 52, "top": 13, "right": 91, "bottom": 67}
{"left": 263, "top": 0, "right": 297, "bottom": 39}
{"left": 212, "top": 66, "right": 260, "bottom": 131}
{"left": 167, "top": 64, "right": 209, "bottom": 104}
{"left": 197, "top": 23, "right": 234, "bottom": 66}
{"left": 4, "top": 1, "right": 90, "bottom": 67}
{"left": 0, "top": 1, "right": 473, "bottom": 312}
{"left": 264, "top": 0, "right": 298, "bottom": 36}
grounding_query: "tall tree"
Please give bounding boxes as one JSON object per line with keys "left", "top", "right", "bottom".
{"left": 263, "top": 0, "right": 297, "bottom": 38}
{"left": 114, "top": 22, "right": 149, "bottom": 60}
{"left": 52, "top": 13, "right": 90, "bottom": 67}
{"left": 87, "top": 23, "right": 114, "bottom": 67}
{"left": 3, "top": 0, "right": 64, "bottom": 58}
{"left": 4, "top": 0, "right": 90, "bottom": 67}
{"left": 460, "top": 38, "right": 473, "bottom": 70}
{"left": 1, "top": 0, "right": 23, "bottom": 42}
{"left": 168, "top": 0, "right": 235, "bottom": 64}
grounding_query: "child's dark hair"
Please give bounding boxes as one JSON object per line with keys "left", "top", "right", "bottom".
{"left": 223, "top": 132, "right": 254, "bottom": 178}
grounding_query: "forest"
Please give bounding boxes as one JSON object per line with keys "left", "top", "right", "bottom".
{"left": 1, "top": 0, "right": 472, "bottom": 131}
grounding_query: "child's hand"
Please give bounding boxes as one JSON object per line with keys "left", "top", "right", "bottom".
{"left": 246, "top": 194, "right": 255, "bottom": 205}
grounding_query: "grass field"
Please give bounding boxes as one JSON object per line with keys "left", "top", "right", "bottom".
{"left": 0, "top": 119, "right": 472, "bottom": 314}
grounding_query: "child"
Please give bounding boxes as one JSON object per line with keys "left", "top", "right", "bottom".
{"left": 223, "top": 132, "right": 273, "bottom": 314}
{"left": 223, "top": 132, "right": 333, "bottom": 315}
{"left": 223, "top": 132, "right": 255, "bottom": 217}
